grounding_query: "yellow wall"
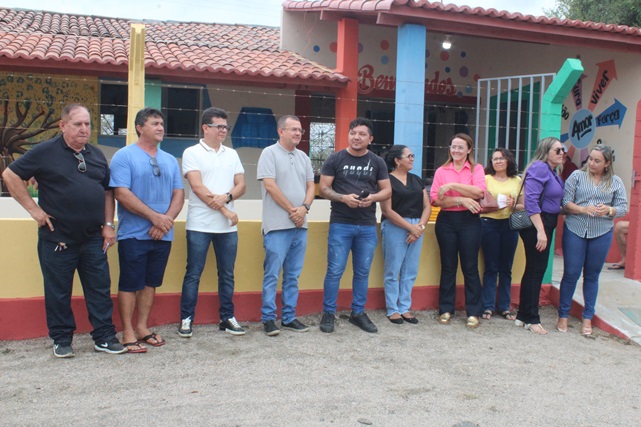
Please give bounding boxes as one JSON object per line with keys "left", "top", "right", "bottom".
{"left": 0, "top": 219, "right": 525, "bottom": 299}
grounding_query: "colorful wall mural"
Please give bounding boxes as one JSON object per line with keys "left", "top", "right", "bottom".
{"left": 0, "top": 72, "right": 99, "bottom": 195}
{"left": 562, "top": 59, "right": 627, "bottom": 162}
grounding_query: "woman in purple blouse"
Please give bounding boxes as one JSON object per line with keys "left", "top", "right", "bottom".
{"left": 514, "top": 137, "right": 565, "bottom": 335}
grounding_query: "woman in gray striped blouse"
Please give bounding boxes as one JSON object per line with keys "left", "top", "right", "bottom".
{"left": 556, "top": 145, "right": 627, "bottom": 335}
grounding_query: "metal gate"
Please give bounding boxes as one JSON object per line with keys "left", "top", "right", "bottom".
{"left": 475, "top": 73, "right": 556, "bottom": 171}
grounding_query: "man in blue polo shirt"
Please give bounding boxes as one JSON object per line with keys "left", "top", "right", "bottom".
{"left": 110, "top": 108, "right": 184, "bottom": 353}
{"left": 2, "top": 104, "right": 126, "bottom": 358}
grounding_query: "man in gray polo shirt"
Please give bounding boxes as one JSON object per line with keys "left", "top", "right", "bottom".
{"left": 257, "top": 115, "right": 315, "bottom": 336}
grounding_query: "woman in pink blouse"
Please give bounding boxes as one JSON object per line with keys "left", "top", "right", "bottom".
{"left": 430, "top": 134, "right": 486, "bottom": 328}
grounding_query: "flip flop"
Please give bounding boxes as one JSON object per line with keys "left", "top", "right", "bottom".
{"left": 608, "top": 264, "right": 625, "bottom": 270}
{"left": 123, "top": 341, "right": 147, "bottom": 353}
{"left": 139, "top": 333, "right": 166, "bottom": 347}
{"left": 482, "top": 310, "right": 493, "bottom": 320}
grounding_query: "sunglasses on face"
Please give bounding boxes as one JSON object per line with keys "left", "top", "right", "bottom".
{"left": 553, "top": 147, "right": 564, "bottom": 155}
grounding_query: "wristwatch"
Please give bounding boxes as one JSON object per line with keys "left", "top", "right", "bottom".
{"left": 303, "top": 203, "right": 311, "bottom": 213}
{"left": 104, "top": 222, "right": 116, "bottom": 230}
{"left": 419, "top": 224, "right": 426, "bottom": 230}
{"left": 226, "top": 192, "right": 233, "bottom": 203}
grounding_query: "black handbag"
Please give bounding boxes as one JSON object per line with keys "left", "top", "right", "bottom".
{"left": 509, "top": 209, "right": 533, "bottom": 231}
{"left": 508, "top": 178, "right": 535, "bottom": 231}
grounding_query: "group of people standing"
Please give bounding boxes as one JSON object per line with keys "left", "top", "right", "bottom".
{"left": 3, "top": 103, "right": 628, "bottom": 358}
{"left": 429, "top": 135, "right": 627, "bottom": 335}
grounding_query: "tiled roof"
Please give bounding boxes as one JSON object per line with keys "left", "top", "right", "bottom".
{"left": 283, "top": 0, "right": 641, "bottom": 37}
{"left": 0, "top": 8, "right": 348, "bottom": 84}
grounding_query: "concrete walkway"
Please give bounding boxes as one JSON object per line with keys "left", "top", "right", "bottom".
{"left": 551, "top": 255, "right": 641, "bottom": 345}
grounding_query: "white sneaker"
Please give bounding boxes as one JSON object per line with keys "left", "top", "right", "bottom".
{"left": 178, "top": 317, "right": 193, "bottom": 338}
{"left": 219, "top": 317, "right": 246, "bottom": 335}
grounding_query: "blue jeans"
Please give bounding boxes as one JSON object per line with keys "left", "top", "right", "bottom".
{"left": 37, "top": 235, "right": 116, "bottom": 345}
{"left": 261, "top": 228, "right": 308, "bottom": 323}
{"left": 558, "top": 224, "right": 613, "bottom": 320}
{"left": 382, "top": 218, "right": 423, "bottom": 316}
{"left": 481, "top": 218, "right": 519, "bottom": 313}
{"left": 323, "top": 223, "right": 378, "bottom": 314}
{"left": 180, "top": 230, "right": 238, "bottom": 322}
{"left": 434, "top": 210, "right": 483, "bottom": 317}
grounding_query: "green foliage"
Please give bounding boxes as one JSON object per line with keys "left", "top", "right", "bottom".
{"left": 545, "top": 0, "right": 641, "bottom": 27}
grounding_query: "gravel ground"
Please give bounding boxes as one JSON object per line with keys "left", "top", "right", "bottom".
{"left": 1, "top": 306, "right": 639, "bottom": 426}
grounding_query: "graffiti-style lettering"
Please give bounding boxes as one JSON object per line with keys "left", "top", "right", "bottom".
{"left": 590, "top": 70, "right": 610, "bottom": 105}
{"left": 571, "top": 115, "right": 593, "bottom": 140}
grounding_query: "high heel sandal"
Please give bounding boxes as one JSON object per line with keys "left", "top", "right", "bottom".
{"left": 581, "top": 319, "right": 593, "bottom": 335}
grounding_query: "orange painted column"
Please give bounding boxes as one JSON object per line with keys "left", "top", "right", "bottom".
{"left": 334, "top": 18, "right": 359, "bottom": 151}
{"left": 625, "top": 100, "right": 641, "bottom": 280}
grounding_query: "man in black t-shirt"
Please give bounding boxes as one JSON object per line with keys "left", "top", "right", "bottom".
{"left": 318, "top": 117, "right": 391, "bottom": 333}
{"left": 2, "top": 104, "right": 125, "bottom": 358}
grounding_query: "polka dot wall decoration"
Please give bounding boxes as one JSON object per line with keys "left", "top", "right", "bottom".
{"left": 380, "top": 40, "right": 389, "bottom": 50}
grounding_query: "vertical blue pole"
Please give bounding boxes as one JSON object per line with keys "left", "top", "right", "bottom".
{"left": 394, "top": 24, "right": 427, "bottom": 177}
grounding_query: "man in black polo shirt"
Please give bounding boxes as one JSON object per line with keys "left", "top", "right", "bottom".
{"left": 2, "top": 104, "right": 126, "bottom": 358}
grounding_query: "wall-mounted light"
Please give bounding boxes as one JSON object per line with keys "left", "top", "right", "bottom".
{"left": 442, "top": 35, "right": 452, "bottom": 50}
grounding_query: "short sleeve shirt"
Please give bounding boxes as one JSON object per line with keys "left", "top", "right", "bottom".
{"left": 480, "top": 174, "right": 522, "bottom": 220}
{"left": 562, "top": 170, "right": 628, "bottom": 239}
{"left": 8, "top": 135, "right": 110, "bottom": 244}
{"left": 109, "top": 143, "right": 183, "bottom": 241}
{"left": 257, "top": 142, "right": 314, "bottom": 234}
{"left": 183, "top": 140, "right": 244, "bottom": 233}
{"left": 320, "top": 149, "right": 389, "bottom": 225}
{"left": 430, "top": 162, "right": 486, "bottom": 211}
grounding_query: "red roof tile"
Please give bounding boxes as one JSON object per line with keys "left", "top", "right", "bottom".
{"left": 283, "top": 0, "right": 641, "bottom": 37}
{"left": 0, "top": 7, "right": 347, "bottom": 85}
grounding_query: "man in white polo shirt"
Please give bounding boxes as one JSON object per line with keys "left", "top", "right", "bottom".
{"left": 178, "top": 107, "right": 246, "bottom": 337}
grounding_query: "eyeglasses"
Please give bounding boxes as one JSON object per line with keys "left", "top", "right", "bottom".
{"left": 400, "top": 154, "right": 415, "bottom": 160}
{"left": 450, "top": 145, "right": 467, "bottom": 151}
{"left": 73, "top": 152, "right": 86, "bottom": 173}
{"left": 282, "top": 127, "right": 305, "bottom": 135}
{"left": 553, "top": 147, "right": 564, "bottom": 155}
{"left": 492, "top": 157, "right": 506, "bottom": 162}
{"left": 149, "top": 157, "right": 161, "bottom": 177}
{"left": 205, "top": 124, "right": 231, "bottom": 132}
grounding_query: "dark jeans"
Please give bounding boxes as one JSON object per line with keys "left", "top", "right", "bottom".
{"left": 180, "top": 230, "right": 238, "bottom": 322}
{"left": 37, "top": 235, "right": 116, "bottom": 345}
{"left": 481, "top": 217, "right": 519, "bottom": 313}
{"left": 516, "top": 213, "right": 558, "bottom": 324}
{"left": 434, "top": 210, "right": 483, "bottom": 317}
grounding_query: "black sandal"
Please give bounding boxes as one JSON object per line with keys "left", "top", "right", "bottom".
{"left": 482, "top": 310, "right": 493, "bottom": 320}
{"left": 500, "top": 310, "right": 516, "bottom": 320}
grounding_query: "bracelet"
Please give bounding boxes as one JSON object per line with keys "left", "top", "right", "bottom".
{"left": 609, "top": 207, "right": 614, "bottom": 217}
{"left": 104, "top": 222, "right": 116, "bottom": 230}
{"left": 456, "top": 198, "right": 461, "bottom": 208}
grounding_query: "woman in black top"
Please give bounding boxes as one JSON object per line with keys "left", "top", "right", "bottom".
{"left": 380, "top": 145, "right": 431, "bottom": 324}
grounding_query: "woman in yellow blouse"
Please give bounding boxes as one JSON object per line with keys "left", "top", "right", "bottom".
{"left": 480, "top": 148, "right": 522, "bottom": 321}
